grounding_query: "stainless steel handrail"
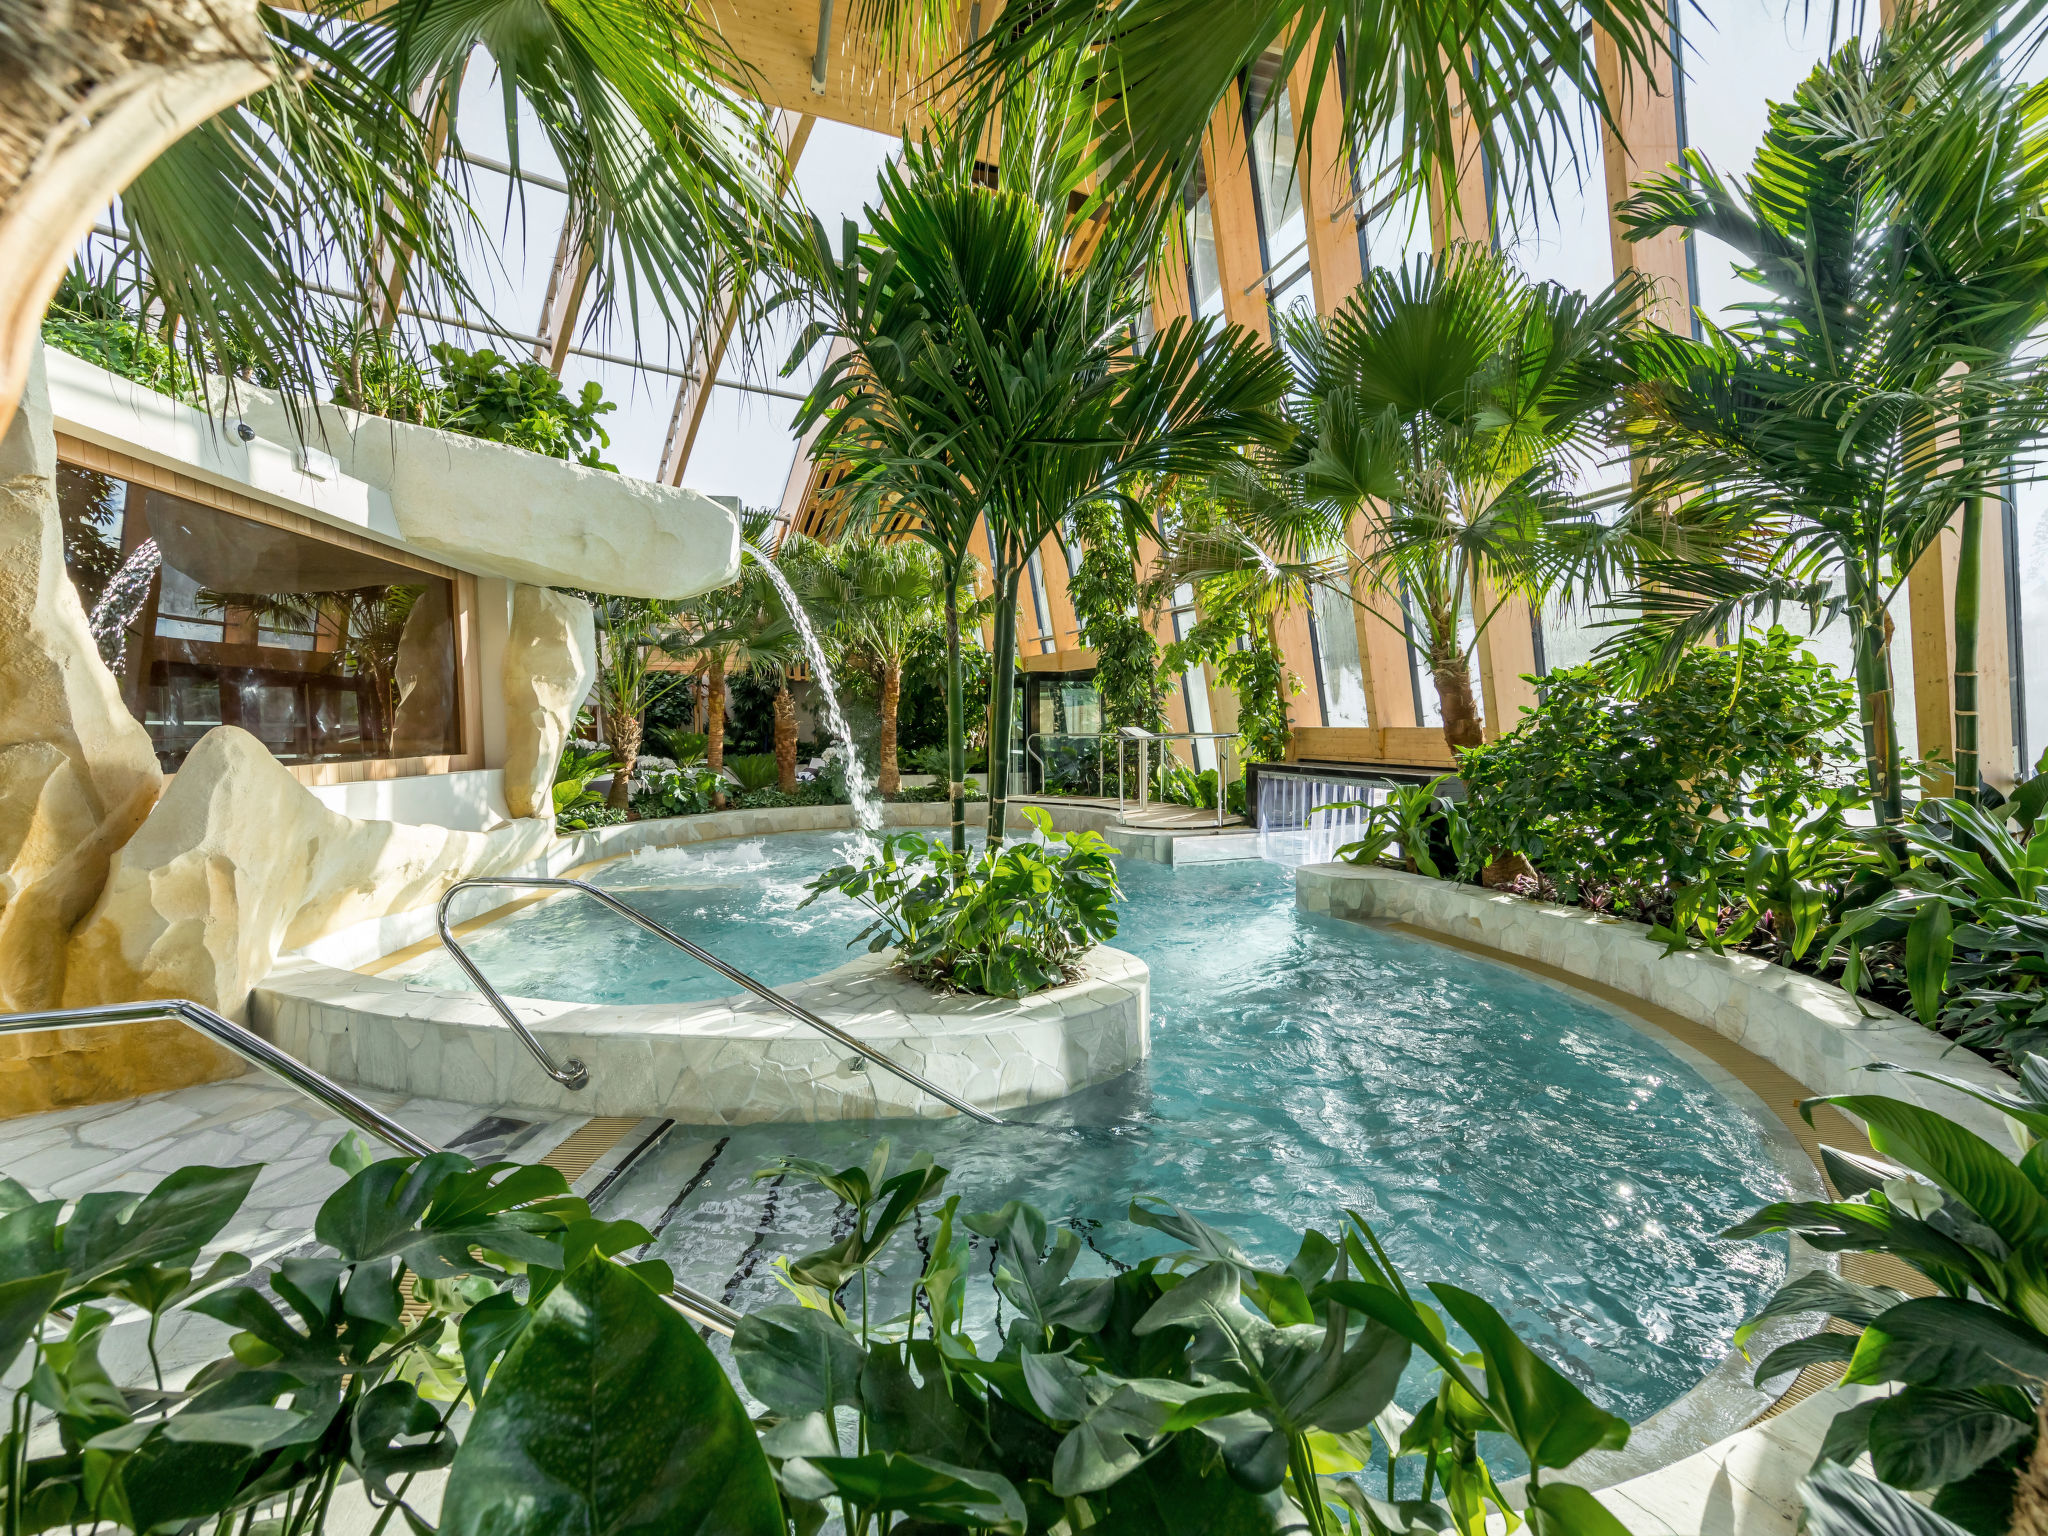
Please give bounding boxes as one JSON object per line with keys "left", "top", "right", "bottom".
{"left": 0, "top": 1000, "right": 744, "bottom": 1336}
{"left": 1115, "top": 729, "right": 1241, "bottom": 830}
{"left": 1023, "top": 731, "right": 1107, "bottom": 798}
{"left": 437, "top": 876, "right": 1008, "bottom": 1126}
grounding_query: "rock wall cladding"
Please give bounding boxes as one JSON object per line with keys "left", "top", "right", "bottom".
{"left": 500, "top": 585, "right": 596, "bottom": 821}
{"left": 0, "top": 357, "right": 570, "bottom": 1114}
{"left": 66, "top": 726, "right": 552, "bottom": 1021}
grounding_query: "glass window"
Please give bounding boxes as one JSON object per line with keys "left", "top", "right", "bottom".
{"left": 1244, "top": 55, "right": 1312, "bottom": 321}
{"left": 1312, "top": 582, "right": 1371, "bottom": 726}
{"left": 1409, "top": 585, "right": 1481, "bottom": 731}
{"left": 1170, "top": 582, "right": 1217, "bottom": 769}
{"left": 1184, "top": 163, "right": 1225, "bottom": 321}
{"left": 1679, "top": 0, "right": 1836, "bottom": 329}
{"left": 58, "top": 467, "right": 462, "bottom": 771}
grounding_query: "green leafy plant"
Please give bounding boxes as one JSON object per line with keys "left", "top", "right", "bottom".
{"left": 636, "top": 763, "right": 724, "bottom": 819}
{"left": 40, "top": 268, "right": 200, "bottom": 402}
{"left": 725, "top": 753, "right": 782, "bottom": 794}
{"left": 801, "top": 807, "right": 1120, "bottom": 996}
{"left": 1655, "top": 786, "right": 1877, "bottom": 964}
{"left": 729, "top": 1142, "right": 1633, "bottom": 1536}
{"left": 1724, "top": 1064, "right": 2048, "bottom": 1534}
{"left": 653, "top": 728, "right": 709, "bottom": 767}
{"left": 427, "top": 345, "right": 617, "bottom": 470}
{"left": 1458, "top": 630, "right": 1858, "bottom": 918}
{"left": 1827, "top": 786, "right": 2048, "bottom": 1061}
{"left": 551, "top": 743, "right": 614, "bottom": 819}
{"left": 1328, "top": 778, "right": 1469, "bottom": 882}
{"left": 0, "top": 1139, "right": 705, "bottom": 1536}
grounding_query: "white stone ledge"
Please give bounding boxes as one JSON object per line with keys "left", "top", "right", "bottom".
{"left": 250, "top": 942, "right": 1150, "bottom": 1125}
{"left": 1294, "top": 864, "right": 2017, "bottom": 1150}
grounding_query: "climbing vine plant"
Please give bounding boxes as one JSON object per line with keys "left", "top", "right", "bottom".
{"left": 1067, "top": 499, "right": 1169, "bottom": 731}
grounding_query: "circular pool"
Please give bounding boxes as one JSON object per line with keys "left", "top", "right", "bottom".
{"left": 402, "top": 830, "right": 1801, "bottom": 1432}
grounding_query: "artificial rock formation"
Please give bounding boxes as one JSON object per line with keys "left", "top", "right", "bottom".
{"left": 66, "top": 725, "right": 553, "bottom": 1024}
{"left": 500, "top": 584, "right": 597, "bottom": 821}
{"left": 0, "top": 350, "right": 163, "bottom": 1008}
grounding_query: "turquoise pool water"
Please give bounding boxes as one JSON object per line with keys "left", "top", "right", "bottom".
{"left": 412, "top": 832, "right": 1793, "bottom": 1429}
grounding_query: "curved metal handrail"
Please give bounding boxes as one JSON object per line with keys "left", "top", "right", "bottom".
{"left": 0, "top": 999, "right": 744, "bottom": 1337}
{"left": 437, "top": 876, "right": 1008, "bottom": 1126}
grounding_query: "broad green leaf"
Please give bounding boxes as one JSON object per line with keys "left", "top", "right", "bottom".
{"left": 1844, "top": 1296, "right": 2048, "bottom": 1390}
{"left": 1735, "top": 1269, "right": 1908, "bottom": 1352}
{"left": 0, "top": 1269, "right": 65, "bottom": 1375}
{"left": 860, "top": 1339, "right": 988, "bottom": 1465}
{"left": 732, "top": 1303, "right": 866, "bottom": 1416}
{"left": 1429, "top": 1283, "right": 1630, "bottom": 1468}
{"left": 1904, "top": 893, "right": 1954, "bottom": 1023}
{"left": 1866, "top": 1386, "right": 2029, "bottom": 1491}
{"left": 442, "top": 1256, "right": 780, "bottom": 1536}
{"left": 1526, "top": 1480, "right": 1634, "bottom": 1536}
{"left": 806, "top": 1453, "right": 1025, "bottom": 1531}
{"left": 1812, "top": 1095, "right": 2048, "bottom": 1250}
{"left": 57, "top": 1165, "right": 260, "bottom": 1303}
{"left": 1752, "top": 1331, "right": 1859, "bottom": 1385}
{"left": 1801, "top": 1463, "right": 1975, "bottom": 1536}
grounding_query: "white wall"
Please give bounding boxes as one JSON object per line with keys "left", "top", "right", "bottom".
{"left": 304, "top": 770, "right": 513, "bottom": 832}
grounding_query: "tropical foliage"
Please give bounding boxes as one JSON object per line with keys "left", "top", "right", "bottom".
{"left": 1609, "top": 28, "right": 2048, "bottom": 821}
{"left": 1280, "top": 245, "right": 1640, "bottom": 754}
{"left": 1456, "top": 631, "right": 1861, "bottom": 918}
{"left": 801, "top": 808, "right": 1120, "bottom": 997}
{"left": 791, "top": 116, "right": 1291, "bottom": 849}
{"left": 1726, "top": 1065, "right": 2048, "bottom": 1534}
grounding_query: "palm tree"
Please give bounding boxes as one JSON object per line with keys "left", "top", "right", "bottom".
{"left": 1279, "top": 244, "right": 1640, "bottom": 753}
{"left": 796, "top": 536, "right": 958, "bottom": 795}
{"left": 31, "top": 0, "right": 785, "bottom": 429}
{"left": 1852, "top": 47, "right": 2048, "bottom": 801}
{"left": 1141, "top": 471, "right": 1346, "bottom": 765}
{"left": 1611, "top": 30, "right": 2048, "bottom": 822}
{"left": 590, "top": 596, "right": 694, "bottom": 810}
{"left": 793, "top": 121, "right": 1293, "bottom": 845}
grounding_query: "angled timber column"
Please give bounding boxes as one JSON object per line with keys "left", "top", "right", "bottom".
{"left": 1597, "top": 18, "right": 1691, "bottom": 331}
{"left": 1347, "top": 525, "right": 1420, "bottom": 729}
{"left": 1910, "top": 509, "right": 2020, "bottom": 794}
{"left": 370, "top": 74, "right": 463, "bottom": 334}
{"left": 1203, "top": 89, "right": 1328, "bottom": 733}
{"left": 533, "top": 211, "right": 596, "bottom": 373}
{"left": 659, "top": 110, "right": 816, "bottom": 485}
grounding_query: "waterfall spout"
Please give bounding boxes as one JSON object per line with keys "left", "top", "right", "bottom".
{"left": 743, "top": 540, "right": 883, "bottom": 840}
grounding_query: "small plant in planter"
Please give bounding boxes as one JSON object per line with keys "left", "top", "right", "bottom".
{"left": 801, "top": 807, "right": 1121, "bottom": 997}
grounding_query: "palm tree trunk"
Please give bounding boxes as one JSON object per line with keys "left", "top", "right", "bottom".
{"left": 1846, "top": 561, "right": 1904, "bottom": 823}
{"left": 986, "top": 568, "right": 1022, "bottom": 846}
{"left": 945, "top": 574, "right": 967, "bottom": 855}
{"left": 773, "top": 682, "right": 797, "bottom": 793}
{"left": 1954, "top": 495, "right": 1983, "bottom": 804}
{"left": 606, "top": 711, "right": 642, "bottom": 812}
{"left": 1431, "top": 631, "right": 1484, "bottom": 752}
{"left": 878, "top": 658, "right": 902, "bottom": 796}
{"left": 706, "top": 655, "right": 727, "bottom": 811}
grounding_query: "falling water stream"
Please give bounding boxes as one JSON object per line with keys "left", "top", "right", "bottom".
{"left": 87, "top": 538, "right": 162, "bottom": 670}
{"left": 743, "top": 541, "right": 883, "bottom": 841}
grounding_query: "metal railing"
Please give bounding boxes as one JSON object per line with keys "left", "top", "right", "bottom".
{"left": 1115, "top": 729, "right": 1241, "bottom": 830}
{"left": 1023, "top": 732, "right": 1108, "bottom": 798}
{"left": 437, "top": 876, "right": 1008, "bottom": 1126}
{"left": 0, "top": 999, "right": 744, "bottom": 1336}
